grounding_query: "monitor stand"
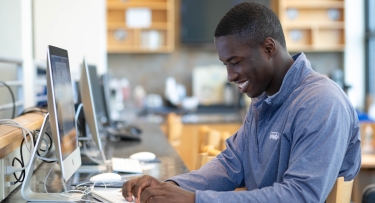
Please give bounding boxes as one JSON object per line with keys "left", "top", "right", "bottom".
{"left": 76, "top": 145, "right": 107, "bottom": 173}
{"left": 75, "top": 103, "right": 108, "bottom": 173}
{"left": 21, "top": 113, "right": 84, "bottom": 201}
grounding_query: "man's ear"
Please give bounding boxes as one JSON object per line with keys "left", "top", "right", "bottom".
{"left": 263, "top": 37, "right": 277, "bottom": 57}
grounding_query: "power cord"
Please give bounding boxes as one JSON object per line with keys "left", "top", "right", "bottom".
{"left": 0, "top": 81, "right": 16, "bottom": 119}
{"left": 43, "top": 161, "right": 107, "bottom": 202}
{"left": 19, "top": 106, "right": 48, "bottom": 116}
{"left": 0, "top": 119, "right": 57, "bottom": 183}
{"left": 11, "top": 129, "right": 55, "bottom": 184}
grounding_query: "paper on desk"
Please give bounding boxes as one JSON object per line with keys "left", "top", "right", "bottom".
{"left": 126, "top": 8, "right": 151, "bottom": 28}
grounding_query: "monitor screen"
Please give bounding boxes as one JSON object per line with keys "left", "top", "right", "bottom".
{"left": 100, "top": 73, "right": 113, "bottom": 125}
{"left": 79, "top": 58, "right": 103, "bottom": 153}
{"left": 87, "top": 65, "right": 108, "bottom": 125}
{"left": 47, "top": 45, "right": 81, "bottom": 181}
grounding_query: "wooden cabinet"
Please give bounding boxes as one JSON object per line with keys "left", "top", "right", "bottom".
{"left": 106, "top": 0, "right": 175, "bottom": 53}
{"left": 272, "top": 0, "right": 345, "bottom": 52}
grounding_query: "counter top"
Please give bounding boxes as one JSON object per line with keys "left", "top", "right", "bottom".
{"left": 2, "top": 123, "right": 188, "bottom": 203}
{"left": 137, "top": 105, "right": 246, "bottom": 125}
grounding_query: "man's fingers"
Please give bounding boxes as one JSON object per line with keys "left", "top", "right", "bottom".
{"left": 140, "top": 187, "right": 165, "bottom": 203}
{"left": 122, "top": 177, "right": 140, "bottom": 201}
{"left": 132, "top": 176, "right": 155, "bottom": 200}
{"left": 142, "top": 196, "right": 165, "bottom": 203}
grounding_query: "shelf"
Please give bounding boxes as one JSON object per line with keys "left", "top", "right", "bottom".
{"left": 283, "top": 1, "right": 344, "bottom": 8}
{"left": 288, "top": 45, "right": 345, "bottom": 52}
{"left": 283, "top": 22, "right": 345, "bottom": 28}
{"left": 107, "top": 2, "right": 168, "bottom": 10}
{"left": 107, "top": 22, "right": 168, "bottom": 30}
{"left": 275, "top": 0, "right": 345, "bottom": 52}
{"left": 106, "top": 0, "right": 175, "bottom": 53}
{"left": 107, "top": 46, "right": 173, "bottom": 53}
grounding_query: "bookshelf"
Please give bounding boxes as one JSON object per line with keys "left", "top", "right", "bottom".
{"left": 106, "top": 0, "right": 175, "bottom": 53}
{"left": 272, "top": 0, "right": 345, "bottom": 52}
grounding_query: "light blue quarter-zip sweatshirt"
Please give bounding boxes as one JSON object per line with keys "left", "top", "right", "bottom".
{"left": 167, "top": 53, "right": 361, "bottom": 203}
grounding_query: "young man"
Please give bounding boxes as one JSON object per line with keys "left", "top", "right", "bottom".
{"left": 122, "top": 2, "right": 361, "bottom": 203}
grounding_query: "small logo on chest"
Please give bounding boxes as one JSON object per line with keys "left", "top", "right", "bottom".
{"left": 269, "top": 132, "right": 280, "bottom": 140}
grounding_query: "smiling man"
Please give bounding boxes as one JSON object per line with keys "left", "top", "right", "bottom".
{"left": 122, "top": 2, "right": 361, "bottom": 203}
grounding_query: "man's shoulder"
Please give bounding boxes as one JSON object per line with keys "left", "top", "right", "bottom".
{"left": 299, "top": 72, "right": 345, "bottom": 98}
{"left": 291, "top": 72, "right": 353, "bottom": 112}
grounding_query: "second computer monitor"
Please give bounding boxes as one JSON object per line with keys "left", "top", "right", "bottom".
{"left": 79, "top": 57, "right": 103, "bottom": 152}
{"left": 100, "top": 73, "right": 113, "bottom": 125}
{"left": 87, "top": 65, "right": 109, "bottom": 126}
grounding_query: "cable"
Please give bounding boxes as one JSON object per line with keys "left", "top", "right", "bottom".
{"left": 75, "top": 103, "right": 84, "bottom": 137}
{"left": 11, "top": 131, "right": 34, "bottom": 184}
{"left": 11, "top": 130, "right": 55, "bottom": 184}
{"left": 0, "top": 119, "right": 57, "bottom": 180}
{"left": 0, "top": 81, "right": 16, "bottom": 119}
{"left": 0, "top": 119, "right": 34, "bottom": 154}
{"left": 19, "top": 106, "right": 48, "bottom": 116}
{"left": 34, "top": 130, "right": 55, "bottom": 163}
{"left": 44, "top": 162, "right": 56, "bottom": 193}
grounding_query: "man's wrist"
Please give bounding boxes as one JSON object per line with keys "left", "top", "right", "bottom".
{"left": 165, "top": 180, "right": 180, "bottom": 186}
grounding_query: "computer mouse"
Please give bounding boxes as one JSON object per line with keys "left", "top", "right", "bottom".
{"left": 89, "top": 173, "right": 122, "bottom": 184}
{"left": 129, "top": 152, "right": 156, "bottom": 162}
{"left": 106, "top": 127, "right": 141, "bottom": 141}
{"left": 127, "top": 125, "right": 142, "bottom": 135}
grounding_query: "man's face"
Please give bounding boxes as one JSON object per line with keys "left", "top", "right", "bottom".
{"left": 215, "top": 35, "right": 274, "bottom": 98}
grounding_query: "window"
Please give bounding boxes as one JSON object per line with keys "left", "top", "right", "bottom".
{"left": 366, "top": 0, "right": 375, "bottom": 107}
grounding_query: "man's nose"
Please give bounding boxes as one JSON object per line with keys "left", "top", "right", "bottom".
{"left": 227, "top": 67, "right": 237, "bottom": 82}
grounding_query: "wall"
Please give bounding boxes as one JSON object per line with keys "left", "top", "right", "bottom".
{"left": 344, "top": 0, "right": 365, "bottom": 110}
{"left": 33, "top": 0, "right": 107, "bottom": 80}
{"left": 0, "top": 0, "right": 22, "bottom": 119}
{"left": 108, "top": 0, "right": 366, "bottom": 110}
{"left": 108, "top": 46, "right": 344, "bottom": 100}
{"left": 0, "top": 0, "right": 33, "bottom": 118}
{"left": 0, "top": 0, "right": 22, "bottom": 59}
{"left": 108, "top": 45, "right": 220, "bottom": 98}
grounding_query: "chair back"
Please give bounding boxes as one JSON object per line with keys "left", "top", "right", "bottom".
{"left": 198, "top": 125, "right": 230, "bottom": 153}
{"left": 166, "top": 113, "right": 183, "bottom": 154}
{"left": 326, "top": 177, "right": 354, "bottom": 203}
{"left": 195, "top": 152, "right": 216, "bottom": 170}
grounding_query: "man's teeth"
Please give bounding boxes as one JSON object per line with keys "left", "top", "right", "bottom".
{"left": 238, "top": 80, "right": 248, "bottom": 89}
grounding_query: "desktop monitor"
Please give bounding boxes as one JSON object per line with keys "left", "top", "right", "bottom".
{"left": 21, "top": 46, "right": 83, "bottom": 201}
{"left": 46, "top": 45, "right": 81, "bottom": 181}
{"left": 100, "top": 73, "right": 113, "bottom": 125}
{"left": 79, "top": 57, "right": 106, "bottom": 161}
{"left": 87, "top": 65, "right": 108, "bottom": 126}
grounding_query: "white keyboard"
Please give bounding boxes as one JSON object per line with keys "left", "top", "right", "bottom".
{"left": 111, "top": 157, "right": 142, "bottom": 173}
{"left": 92, "top": 188, "right": 134, "bottom": 203}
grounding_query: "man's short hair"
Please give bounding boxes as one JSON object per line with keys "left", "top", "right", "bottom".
{"left": 214, "top": 2, "right": 286, "bottom": 49}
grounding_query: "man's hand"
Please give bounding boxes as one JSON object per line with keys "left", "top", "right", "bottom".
{"left": 140, "top": 181, "right": 195, "bottom": 203}
{"left": 122, "top": 175, "right": 195, "bottom": 203}
{"left": 122, "top": 175, "right": 163, "bottom": 202}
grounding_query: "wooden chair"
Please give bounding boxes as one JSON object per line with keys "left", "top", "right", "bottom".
{"left": 195, "top": 146, "right": 246, "bottom": 191}
{"left": 326, "top": 177, "right": 354, "bottom": 203}
{"left": 196, "top": 125, "right": 233, "bottom": 170}
{"left": 195, "top": 151, "right": 217, "bottom": 170}
{"left": 165, "top": 113, "right": 183, "bottom": 153}
{"left": 198, "top": 125, "right": 231, "bottom": 154}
